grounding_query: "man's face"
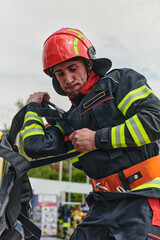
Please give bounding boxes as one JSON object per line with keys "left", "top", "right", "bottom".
{"left": 53, "top": 59, "right": 89, "bottom": 96}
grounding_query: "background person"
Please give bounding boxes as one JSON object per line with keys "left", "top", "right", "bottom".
{"left": 71, "top": 205, "right": 83, "bottom": 230}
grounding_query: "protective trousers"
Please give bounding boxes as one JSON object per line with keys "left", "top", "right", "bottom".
{"left": 70, "top": 196, "right": 160, "bottom": 240}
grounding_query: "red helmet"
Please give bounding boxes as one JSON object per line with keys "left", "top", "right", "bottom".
{"left": 43, "top": 28, "right": 96, "bottom": 74}
{"left": 42, "top": 27, "right": 112, "bottom": 95}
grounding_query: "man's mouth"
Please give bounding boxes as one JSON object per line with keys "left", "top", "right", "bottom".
{"left": 67, "top": 84, "right": 78, "bottom": 90}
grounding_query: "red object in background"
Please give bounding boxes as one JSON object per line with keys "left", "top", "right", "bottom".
{"left": 50, "top": 163, "right": 60, "bottom": 171}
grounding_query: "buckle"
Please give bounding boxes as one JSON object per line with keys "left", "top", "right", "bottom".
{"left": 95, "top": 182, "right": 109, "bottom": 192}
{"left": 116, "top": 186, "right": 126, "bottom": 193}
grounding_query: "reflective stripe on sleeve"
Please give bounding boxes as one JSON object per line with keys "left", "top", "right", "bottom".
{"left": 21, "top": 124, "right": 44, "bottom": 140}
{"left": 111, "top": 123, "right": 127, "bottom": 148}
{"left": 118, "top": 85, "right": 153, "bottom": 116}
{"left": 131, "top": 177, "right": 160, "bottom": 191}
{"left": 126, "top": 114, "right": 151, "bottom": 146}
{"left": 23, "top": 111, "right": 44, "bottom": 125}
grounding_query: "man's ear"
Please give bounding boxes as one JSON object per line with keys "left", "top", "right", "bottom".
{"left": 89, "top": 60, "right": 93, "bottom": 70}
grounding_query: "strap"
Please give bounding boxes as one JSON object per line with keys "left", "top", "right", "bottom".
{"left": 0, "top": 139, "right": 80, "bottom": 171}
{"left": 41, "top": 100, "right": 65, "bottom": 116}
{"left": 0, "top": 145, "right": 30, "bottom": 179}
{"left": 34, "top": 108, "right": 61, "bottom": 119}
{"left": 18, "top": 213, "right": 41, "bottom": 240}
{"left": 56, "top": 118, "right": 74, "bottom": 136}
{"left": 118, "top": 171, "right": 131, "bottom": 191}
{"left": 126, "top": 171, "right": 142, "bottom": 184}
{"left": 30, "top": 150, "right": 80, "bottom": 169}
{"left": 7, "top": 105, "right": 27, "bottom": 147}
{"left": 38, "top": 101, "right": 75, "bottom": 135}
{"left": 20, "top": 175, "right": 33, "bottom": 203}
{"left": 0, "top": 229, "right": 22, "bottom": 240}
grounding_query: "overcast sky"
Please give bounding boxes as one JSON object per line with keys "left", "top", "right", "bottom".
{"left": 0, "top": 0, "right": 160, "bottom": 129}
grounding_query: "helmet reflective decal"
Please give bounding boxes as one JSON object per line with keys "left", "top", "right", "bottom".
{"left": 74, "top": 38, "right": 79, "bottom": 55}
{"left": 68, "top": 28, "right": 88, "bottom": 55}
{"left": 68, "top": 28, "right": 88, "bottom": 40}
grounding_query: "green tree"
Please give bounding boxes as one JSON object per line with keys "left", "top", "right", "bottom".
{"left": 2, "top": 123, "right": 9, "bottom": 133}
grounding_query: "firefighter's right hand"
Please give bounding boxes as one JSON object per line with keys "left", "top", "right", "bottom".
{"left": 28, "top": 92, "right": 50, "bottom": 104}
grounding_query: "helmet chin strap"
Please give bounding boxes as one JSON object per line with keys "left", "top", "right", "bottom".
{"left": 82, "top": 59, "right": 93, "bottom": 79}
{"left": 87, "top": 67, "right": 92, "bottom": 79}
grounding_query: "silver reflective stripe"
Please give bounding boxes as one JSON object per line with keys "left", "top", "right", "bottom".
{"left": 125, "top": 114, "right": 151, "bottom": 146}
{"left": 114, "top": 125, "right": 121, "bottom": 148}
{"left": 111, "top": 123, "right": 127, "bottom": 148}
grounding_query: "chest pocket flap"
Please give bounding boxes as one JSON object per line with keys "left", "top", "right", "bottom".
{"left": 83, "top": 91, "right": 105, "bottom": 109}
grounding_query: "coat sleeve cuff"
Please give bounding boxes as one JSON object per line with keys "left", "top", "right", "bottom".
{"left": 27, "top": 102, "right": 42, "bottom": 111}
{"left": 95, "top": 128, "right": 112, "bottom": 149}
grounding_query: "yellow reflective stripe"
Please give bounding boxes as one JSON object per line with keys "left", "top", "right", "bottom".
{"left": 68, "top": 149, "right": 77, "bottom": 153}
{"left": 118, "top": 85, "right": 152, "bottom": 116}
{"left": 70, "top": 150, "right": 89, "bottom": 164}
{"left": 131, "top": 177, "right": 160, "bottom": 191}
{"left": 111, "top": 124, "right": 127, "bottom": 148}
{"left": 0, "top": 132, "right": 6, "bottom": 186}
{"left": 70, "top": 149, "right": 97, "bottom": 164}
{"left": 58, "top": 219, "right": 63, "bottom": 224}
{"left": 68, "top": 28, "right": 88, "bottom": 55}
{"left": 24, "top": 111, "right": 44, "bottom": 125}
{"left": 74, "top": 38, "right": 79, "bottom": 55}
{"left": 54, "top": 123, "right": 65, "bottom": 135}
{"left": 0, "top": 131, "right": 2, "bottom": 140}
{"left": 70, "top": 156, "right": 79, "bottom": 164}
{"left": 0, "top": 132, "right": 5, "bottom": 186}
{"left": 68, "top": 29, "right": 88, "bottom": 40}
{"left": 111, "top": 126, "right": 117, "bottom": 148}
{"left": 21, "top": 124, "right": 44, "bottom": 140}
{"left": 126, "top": 114, "right": 151, "bottom": 146}
{"left": 68, "top": 149, "right": 78, "bottom": 163}
{"left": 63, "top": 222, "right": 70, "bottom": 227}
{"left": 0, "top": 157, "right": 6, "bottom": 187}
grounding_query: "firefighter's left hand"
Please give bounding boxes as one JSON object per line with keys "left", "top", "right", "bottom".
{"left": 69, "top": 128, "right": 96, "bottom": 152}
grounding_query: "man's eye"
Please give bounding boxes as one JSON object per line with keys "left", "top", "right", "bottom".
{"left": 58, "top": 72, "right": 64, "bottom": 77}
{"left": 70, "top": 68, "right": 76, "bottom": 72}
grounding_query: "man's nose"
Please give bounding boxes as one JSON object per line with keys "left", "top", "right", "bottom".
{"left": 65, "top": 72, "right": 73, "bottom": 84}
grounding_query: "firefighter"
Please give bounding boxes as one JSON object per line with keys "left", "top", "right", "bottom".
{"left": 21, "top": 28, "right": 160, "bottom": 239}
